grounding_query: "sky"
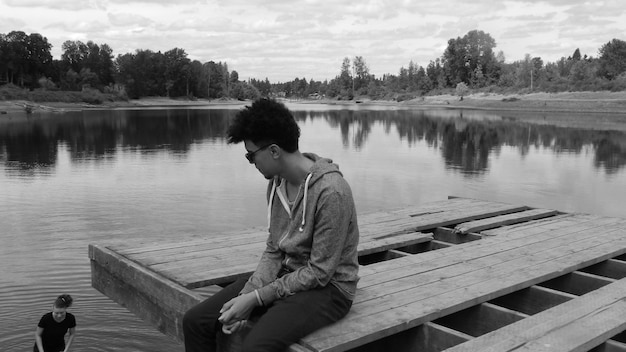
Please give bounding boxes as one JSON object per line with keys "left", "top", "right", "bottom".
{"left": 1, "top": 0, "right": 625, "bottom": 82}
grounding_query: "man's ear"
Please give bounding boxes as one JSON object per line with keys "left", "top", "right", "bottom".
{"left": 269, "top": 144, "right": 281, "bottom": 159}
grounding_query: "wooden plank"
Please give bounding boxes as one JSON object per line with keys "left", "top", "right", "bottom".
{"left": 488, "top": 285, "right": 576, "bottom": 316}
{"left": 356, "top": 215, "right": 623, "bottom": 293}
{"left": 360, "top": 198, "right": 479, "bottom": 221}
{"left": 147, "top": 243, "right": 264, "bottom": 272}
{"left": 445, "top": 277, "right": 626, "bottom": 352}
{"left": 590, "top": 339, "right": 626, "bottom": 352}
{"left": 149, "top": 232, "right": 432, "bottom": 288}
{"left": 354, "top": 219, "right": 626, "bottom": 313}
{"left": 358, "top": 249, "right": 409, "bottom": 266}
{"left": 179, "top": 262, "right": 258, "bottom": 289}
{"left": 320, "top": 239, "right": 624, "bottom": 352}
{"left": 391, "top": 198, "right": 528, "bottom": 219}
{"left": 481, "top": 213, "right": 579, "bottom": 237}
{"left": 361, "top": 198, "right": 530, "bottom": 233}
{"left": 433, "top": 302, "right": 528, "bottom": 337}
{"left": 89, "top": 244, "right": 204, "bottom": 311}
{"left": 355, "top": 231, "right": 594, "bottom": 313}
{"left": 538, "top": 271, "right": 615, "bottom": 296}
{"left": 346, "top": 322, "right": 472, "bottom": 352}
{"left": 430, "top": 240, "right": 453, "bottom": 249}
{"left": 606, "top": 330, "right": 626, "bottom": 343}
{"left": 356, "top": 199, "right": 505, "bottom": 238}
{"left": 434, "top": 227, "right": 482, "bottom": 244}
{"left": 580, "top": 259, "right": 626, "bottom": 280}
{"left": 331, "top": 321, "right": 473, "bottom": 352}
{"left": 139, "top": 231, "right": 429, "bottom": 269}
{"left": 453, "top": 208, "right": 560, "bottom": 234}
{"left": 119, "top": 232, "right": 268, "bottom": 263}
{"left": 170, "top": 233, "right": 426, "bottom": 288}
{"left": 113, "top": 198, "right": 493, "bottom": 287}
{"left": 310, "top": 226, "right": 592, "bottom": 350}
{"left": 134, "top": 242, "right": 263, "bottom": 271}
{"left": 91, "top": 261, "right": 195, "bottom": 341}
{"left": 103, "top": 198, "right": 530, "bottom": 291}
{"left": 323, "top": 198, "right": 480, "bottom": 237}
{"left": 114, "top": 227, "right": 268, "bottom": 255}
{"left": 299, "top": 219, "right": 626, "bottom": 352}
{"left": 357, "top": 223, "right": 592, "bottom": 297}
{"left": 355, "top": 232, "right": 432, "bottom": 255}
{"left": 509, "top": 305, "right": 626, "bottom": 352}
{"left": 413, "top": 323, "right": 472, "bottom": 352}
{"left": 89, "top": 244, "right": 204, "bottom": 342}
{"left": 357, "top": 213, "right": 608, "bottom": 280}
{"left": 401, "top": 205, "right": 531, "bottom": 231}
{"left": 359, "top": 217, "right": 433, "bottom": 238}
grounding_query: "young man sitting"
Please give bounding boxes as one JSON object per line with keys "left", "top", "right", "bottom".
{"left": 183, "top": 98, "right": 360, "bottom": 352}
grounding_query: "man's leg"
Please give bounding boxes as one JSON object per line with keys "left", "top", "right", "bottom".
{"left": 242, "top": 284, "right": 352, "bottom": 352}
{"left": 182, "top": 278, "right": 247, "bottom": 352}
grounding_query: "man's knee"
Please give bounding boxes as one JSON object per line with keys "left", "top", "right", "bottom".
{"left": 183, "top": 305, "right": 200, "bottom": 331}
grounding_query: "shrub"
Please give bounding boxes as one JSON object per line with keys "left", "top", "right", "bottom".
{"left": 501, "top": 97, "right": 520, "bottom": 102}
{"left": 455, "top": 82, "right": 469, "bottom": 98}
{"left": 38, "top": 77, "right": 58, "bottom": 90}
{"left": 80, "top": 89, "right": 104, "bottom": 104}
{"left": 0, "top": 83, "right": 29, "bottom": 100}
{"left": 396, "top": 93, "right": 416, "bottom": 102}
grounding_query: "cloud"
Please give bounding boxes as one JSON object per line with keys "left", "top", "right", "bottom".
{"left": 106, "top": 0, "right": 205, "bottom": 4}
{"left": 45, "top": 20, "right": 110, "bottom": 35}
{"left": 108, "top": 12, "right": 154, "bottom": 27}
{"left": 0, "top": 16, "right": 26, "bottom": 31}
{"left": 2, "top": 0, "right": 91, "bottom": 10}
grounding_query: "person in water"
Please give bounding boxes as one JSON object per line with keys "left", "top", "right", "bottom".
{"left": 183, "top": 98, "right": 360, "bottom": 352}
{"left": 34, "top": 294, "right": 76, "bottom": 352}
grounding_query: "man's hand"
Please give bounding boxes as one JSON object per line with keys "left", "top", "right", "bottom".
{"left": 222, "top": 320, "right": 247, "bottom": 335}
{"left": 218, "top": 292, "right": 258, "bottom": 326}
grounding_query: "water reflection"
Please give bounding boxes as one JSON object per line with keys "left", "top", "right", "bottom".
{"left": 1, "top": 108, "right": 625, "bottom": 177}
{"left": 1, "top": 106, "right": 625, "bottom": 352}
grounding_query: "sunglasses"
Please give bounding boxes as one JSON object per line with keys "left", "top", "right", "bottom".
{"left": 245, "top": 144, "right": 273, "bottom": 163}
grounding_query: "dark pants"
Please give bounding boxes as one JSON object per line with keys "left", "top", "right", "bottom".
{"left": 183, "top": 278, "right": 352, "bottom": 352}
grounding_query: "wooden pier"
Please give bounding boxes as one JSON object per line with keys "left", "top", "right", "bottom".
{"left": 89, "top": 197, "right": 626, "bottom": 351}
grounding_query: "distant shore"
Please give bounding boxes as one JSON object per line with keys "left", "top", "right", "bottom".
{"left": 403, "top": 91, "right": 626, "bottom": 114}
{"left": 2, "top": 91, "right": 626, "bottom": 116}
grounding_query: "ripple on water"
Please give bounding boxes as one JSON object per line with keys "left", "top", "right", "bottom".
{"left": 0, "top": 275, "right": 182, "bottom": 352}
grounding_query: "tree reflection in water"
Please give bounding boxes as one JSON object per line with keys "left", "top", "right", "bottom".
{"left": 1, "top": 107, "right": 625, "bottom": 177}
{"left": 298, "top": 109, "right": 626, "bottom": 175}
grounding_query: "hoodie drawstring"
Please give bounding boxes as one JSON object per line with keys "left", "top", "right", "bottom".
{"left": 267, "top": 179, "right": 277, "bottom": 232}
{"left": 267, "top": 174, "right": 313, "bottom": 233}
{"left": 299, "top": 173, "right": 313, "bottom": 232}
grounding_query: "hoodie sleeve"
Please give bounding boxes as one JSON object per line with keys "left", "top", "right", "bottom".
{"left": 240, "top": 234, "right": 283, "bottom": 295}
{"left": 256, "top": 184, "right": 354, "bottom": 305}
{"left": 239, "top": 179, "right": 284, "bottom": 295}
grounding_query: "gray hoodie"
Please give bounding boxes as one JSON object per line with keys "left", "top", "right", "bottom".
{"left": 240, "top": 153, "right": 360, "bottom": 304}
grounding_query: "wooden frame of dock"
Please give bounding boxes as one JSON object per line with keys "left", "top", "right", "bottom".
{"left": 89, "top": 197, "right": 626, "bottom": 351}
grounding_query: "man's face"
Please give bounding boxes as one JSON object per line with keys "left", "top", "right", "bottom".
{"left": 244, "top": 140, "right": 274, "bottom": 179}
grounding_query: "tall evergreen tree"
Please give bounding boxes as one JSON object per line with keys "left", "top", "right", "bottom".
{"left": 598, "top": 39, "right": 626, "bottom": 79}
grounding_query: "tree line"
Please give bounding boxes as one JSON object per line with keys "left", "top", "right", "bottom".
{"left": 0, "top": 31, "right": 260, "bottom": 100}
{"left": 271, "top": 30, "right": 626, "bottom": 100}
{"left": 2, "top": 29, "right": 626, "bottom": 101}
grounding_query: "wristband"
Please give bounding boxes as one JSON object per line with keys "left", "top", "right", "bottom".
{"left": 254, "top": 289, "right": 264, "bottom": 306}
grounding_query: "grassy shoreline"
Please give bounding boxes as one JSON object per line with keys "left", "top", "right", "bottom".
{"left": 2, "top": 91, "right": 626, "bottom": 116}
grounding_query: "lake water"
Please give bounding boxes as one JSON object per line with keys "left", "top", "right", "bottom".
{"left": 1, "top": 103, "right": 625, "bottom": 351}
